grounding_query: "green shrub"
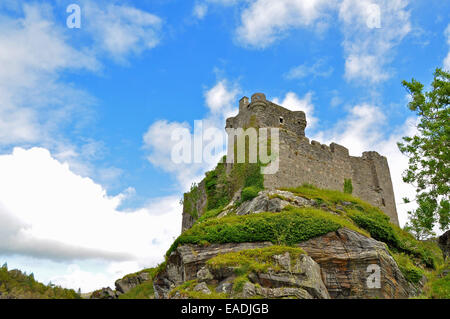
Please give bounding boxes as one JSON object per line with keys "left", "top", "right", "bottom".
{"left": 347, "top": 209, "right": 442, "bottom": 268}
{"left": 241, "top": 186, "right": 261, "bottom": 202}
{"left": 391, "top": 252, "right": 424, "bottom": 284}
{"left": 167, "top": 206, "right": 367, "bottom": 256}
{"left": 196, "top": 208, "right": 224, "bottom": 224}
{"left": 343, "top": 179, "right": 353, "bottom": 194}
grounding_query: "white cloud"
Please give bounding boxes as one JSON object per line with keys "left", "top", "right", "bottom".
{"left": 236, "top": 0, "right": 335, "bottom": 48}
{"left": 205, "top": 79, "right": 240, "bottom": 118}
{"left": 83, "top": 1, "right": 163, "bottom": 61}
{"left": 193, "top": 3, "right": 209, "bottom": 19}
{"left": 273, "top": 92, "right": 317, "bottom": 128}
{"left": 193, "top": 0, "right": 240, "bottom": 19}
{"left": 143, "top": 80, "right": 239, "bottom": 191}
{"left": 285, "top": 58, "right": 334, "bottom": 80}
{"left": 210, "top": 0, "right": 411, "bottom": 83}
{"left": 0, "top": 147, "right": 181, "bottom": 291}
{"left": 0, "top": 4, "right": 98, "bottom": 147}
{"left": 339, "top": 0, "right": 411, "bottom": 83}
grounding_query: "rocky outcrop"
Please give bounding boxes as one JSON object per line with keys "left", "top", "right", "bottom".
{"left": 297, "top": 228, "right": 419, "bottom": 299}
{"left": 154, "top": 242, "right": 330, "bottom": 299}
{"left": 90, "top": 287, "right": 117, "bottom": 299}
{"left": 115, "top": 271, "right": 151, "bottom": 295}
{"left": 224, "top": 190, "right": 316, "bottom": 217}
{"left": 207, "top": 253, "right": 330, "bottom": 299}
{"left": 154, "top": 227, "right": 421, "bottom": 299}
{"left": 438, "top": 230, "right": 450, "bottom": 259}
{"left": 153, "top": 242, "right": 272, "bottom": 299}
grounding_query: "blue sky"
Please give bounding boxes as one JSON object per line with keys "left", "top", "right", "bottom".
{"left": 0, "top": 0, "right": 449, "bottom": 292}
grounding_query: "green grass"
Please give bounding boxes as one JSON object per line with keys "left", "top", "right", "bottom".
{"left": 166, "top": 206, "right": 368, "bottom": 256}
{"left": 414, "top": 261, "right": 450, "bottom": 299}
{"left": 169, "top": 280, "right": 227, "bottom": 299}
{"left": 195, "top": 208, "right": 224, "bottom": 224}
{"left": 282, "top": 184, "right": 376, "bottom": 210}
{"left": 117, "top": 267, "right": 159, "bottom": 299}
{"left": 118, "top": 281, "right": 155, "bottom": 299}
{"left": 390, "top": 252, "right": 424, "bottom": 284}
{"left": 207, "top": 246, "right": 307, "bottom": 275}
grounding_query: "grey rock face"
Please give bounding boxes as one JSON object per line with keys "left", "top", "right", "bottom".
{"left": 216, "top": 281, "right": 233, "bottom": 294}
{"left": 153, "top": 242, "right": 272, "bottom": 299}
{"left": 297, "top": 228, "right": 419, "bottom": 299}
{"left": 193, "top": 282, "right": 211, "bottom": 295}
{"left": 115, "top": 271, "right": 150, "bottom": 295}
{"left": 197, "top": 267, "right": 214, "bottom": 282}
{"left": 248, "top": 254, "right": 330, "bottom": 299}
{"left": 256, "top": 286, "right": 312, "bottom": 299}
{"left": 241, "top": 282, "right": 256, "bottom": 298}
{"left": 153, "top": 241, "right": 330, "bottom": 299}
{"left": 235, "top": 190, "right": 315, "bottom": 216}
{"left": 90, "top": 287, "right": 117, "bottom": 299}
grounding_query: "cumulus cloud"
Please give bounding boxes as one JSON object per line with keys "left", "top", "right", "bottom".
{"left": 273, "top": 92, "right": 317, "bottom": 128}
{"left": 0, "top": 4, "right": 98, "bottom": 147}
{"left": 82, "top": 1, "right": 163, "bottom": 61}
{"left": 339, "top": 0, "right": 411, "bottom": 83}
{"left": 204, "top": 0, "right": 411, "bottom": 83}
{"left": 143, "top": 80, "right": 239, "bottom": 191}
{"left": 0, "top": 147, "right": 181, "bottom": 289}
{"left": 285, "top": 58, "right": 334, "bottom": 80}
{"left": 236, "top": 0, "right": 335, "bottom": 48}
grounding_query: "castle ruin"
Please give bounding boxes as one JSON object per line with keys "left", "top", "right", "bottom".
{"left": 225, "top": 93, "right": 399, "bottom": 225}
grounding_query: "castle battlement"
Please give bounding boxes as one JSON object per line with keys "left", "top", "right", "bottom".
{"left": 226, "top": 93, "right": 399, "bottom": 225}
{"left": 227, "top": 92, "right": 307, "bottom": 137}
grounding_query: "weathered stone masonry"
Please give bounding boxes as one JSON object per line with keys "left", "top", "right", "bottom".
{"left": 226, "top": 93, "right": 399, "bottom": 225}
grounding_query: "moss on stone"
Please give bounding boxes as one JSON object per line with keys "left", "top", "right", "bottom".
{"left": 207, "top": 246, "right": 307, "bottom": 275}
{"left": 166, "top": 206, "right": 369, "bottom": 256}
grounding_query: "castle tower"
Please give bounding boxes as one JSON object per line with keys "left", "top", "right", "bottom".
{"left": 226, "top": 93, "right": 399, "bottom": 225}
{"left": 226, "top": 92, "right": 307, "bottom": 137}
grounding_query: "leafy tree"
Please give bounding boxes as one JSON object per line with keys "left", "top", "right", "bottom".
{"left": 398, "top": 68, "right": 449, "bottom": 239}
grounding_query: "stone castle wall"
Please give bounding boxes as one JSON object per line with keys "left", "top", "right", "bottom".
{"left": 262, "top": 130, "right": 398, "bottom": 225}
{"left": 226, "top": 93, "right": 399, "bottom": 225}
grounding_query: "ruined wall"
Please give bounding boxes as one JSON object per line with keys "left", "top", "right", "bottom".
{"left": 263, "top": 130, "right": 399, "bottom": 225}
{"left": 226, "top": 93, "right": 399, "bottom": 225}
